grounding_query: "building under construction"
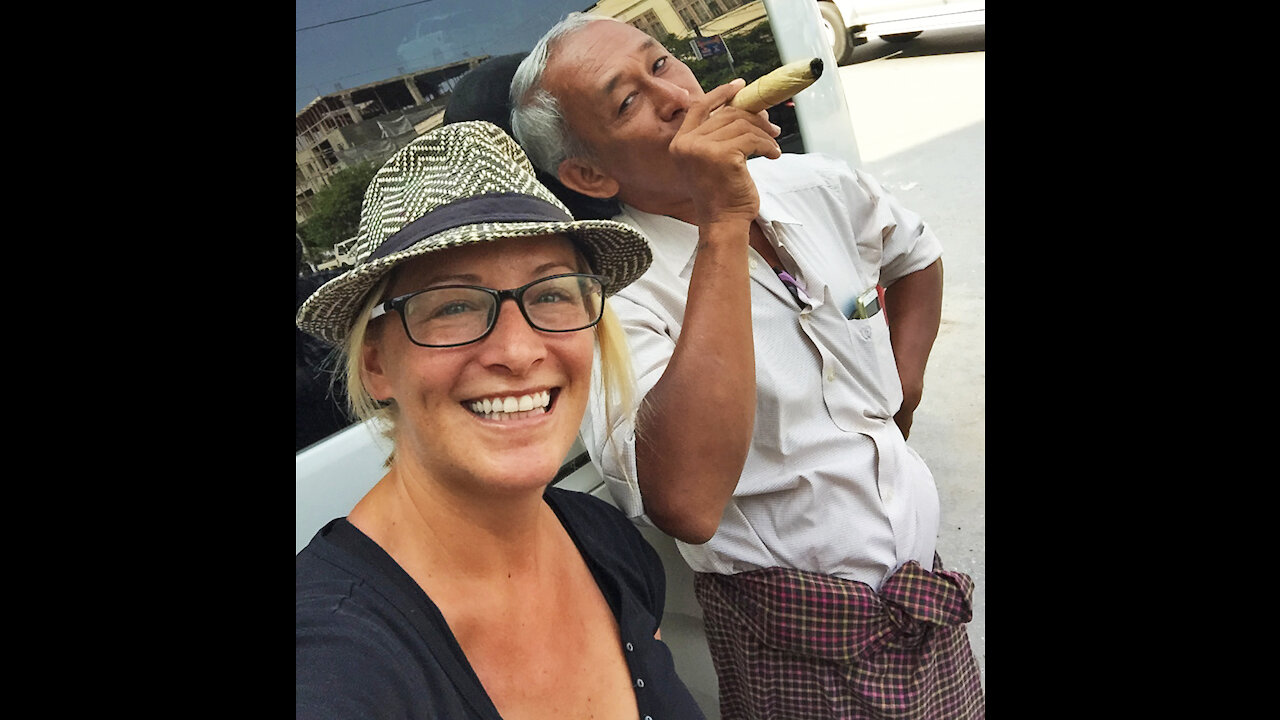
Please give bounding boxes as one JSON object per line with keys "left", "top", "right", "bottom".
{"left": 294, "top": 1, "right": 766, "bottom": 247}
{"left": 295, "top": 58, "right": 487, "bottom": 225}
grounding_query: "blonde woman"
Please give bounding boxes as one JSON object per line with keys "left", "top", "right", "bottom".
{"left": 296, "top": 121, "right": 703, "bottom": 719}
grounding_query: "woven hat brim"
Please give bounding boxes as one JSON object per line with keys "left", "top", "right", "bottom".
{"left": 296, "top": 218, "right": 651, "bottom": 346}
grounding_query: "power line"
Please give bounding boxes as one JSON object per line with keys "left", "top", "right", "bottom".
{"left": 296, "top": 0, "right": 438, "bottom": 33}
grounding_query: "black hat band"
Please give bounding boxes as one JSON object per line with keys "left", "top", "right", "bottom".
{"left": 368, "top": 192, "right": 575, "bottom": 262}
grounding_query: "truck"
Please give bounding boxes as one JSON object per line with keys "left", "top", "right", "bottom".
{"left": 817, "top": 0, "right": 986, "bottom": 65}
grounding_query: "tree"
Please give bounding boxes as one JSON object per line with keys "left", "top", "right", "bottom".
{"left": 661, "top": 22, "right": 784, "bottom": 93}
{"left": 297, "top": 161, "right": 379, "bottom": 255}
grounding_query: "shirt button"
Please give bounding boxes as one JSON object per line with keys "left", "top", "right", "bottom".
{"left": 825, "top": 367, "right": 835, "bottom": 382}
{"left": 625, "top": 642, "right": 634, "bottom": 652}
{"left": 748, "top": 258, "right": 758, "bottom": 271}
{"left": 636, "top": 678, "right": 645, "bottom": 688}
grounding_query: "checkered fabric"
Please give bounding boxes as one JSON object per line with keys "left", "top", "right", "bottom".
{"left": 695, "top": 556, "right": 985, "bottom": 719}
{"left": 296, "top": 120, "right": 652, "bottom": 346}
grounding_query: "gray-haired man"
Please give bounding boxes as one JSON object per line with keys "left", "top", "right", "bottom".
{"left": 511, "top": 13, "right": 982, "bottom": 719}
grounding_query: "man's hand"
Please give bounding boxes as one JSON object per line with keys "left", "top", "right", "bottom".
{"left": 894, "top": 406, "right": 916, "bottom": 440}
{"left": 668, "top": 79, "right": 781, "bottom": 229}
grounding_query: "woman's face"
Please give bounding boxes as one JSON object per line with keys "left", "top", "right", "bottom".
{"left": 362, "top": 234, "right": 596, "bottom": 495}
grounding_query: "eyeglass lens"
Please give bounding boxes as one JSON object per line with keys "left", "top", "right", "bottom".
{"left": 401, "top": 274, "right": 603, "bottom": 346}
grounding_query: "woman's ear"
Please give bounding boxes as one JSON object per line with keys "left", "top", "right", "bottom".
{"left": 361, "top": 335, "right": 394, "bottom": 403}
{"left": 557, "top": 157, "right": 620, "bottom": 200}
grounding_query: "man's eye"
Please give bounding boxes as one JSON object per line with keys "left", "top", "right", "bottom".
{"left": 617, "top": 57, "right": 669, "bottom": 115}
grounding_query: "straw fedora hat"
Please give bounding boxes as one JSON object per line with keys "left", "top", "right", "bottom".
{"left": 296, "top": 120, "right": 651, "bottom": 346}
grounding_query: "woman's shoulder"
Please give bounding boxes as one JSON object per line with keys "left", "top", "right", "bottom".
{"left": 297, "top": 520, "right": 493, "bottom": 718}
{"left": 296, "top": 519, "right": 432, "bottom": 633}
{"left": 544, "top": 486, "right": 665, "bottom": 608}
{"left": 543, "top": 486, "right": 637, "bottom": 544}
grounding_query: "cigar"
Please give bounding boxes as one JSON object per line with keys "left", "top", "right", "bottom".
{"left": 727, "top": 58, "right": 824, "bottom": 114}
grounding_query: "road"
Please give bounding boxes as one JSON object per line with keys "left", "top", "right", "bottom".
{"left": 838, "top": 25, "right": 987, "bottom": 686}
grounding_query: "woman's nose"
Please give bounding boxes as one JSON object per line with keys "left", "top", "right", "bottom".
{"left": 476, "top": 298, "right": 545, "bottom": 374}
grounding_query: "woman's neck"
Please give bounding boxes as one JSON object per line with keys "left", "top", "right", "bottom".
{"left": 349, "top": 462, "right": 556, "bottom": 583}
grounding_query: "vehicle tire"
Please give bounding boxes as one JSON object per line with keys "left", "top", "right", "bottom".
{"left": 818, "top": 2, "right": 855, "bottom": 65}
{"left": 881, "top": 31, "right": 923, "bottom": 43}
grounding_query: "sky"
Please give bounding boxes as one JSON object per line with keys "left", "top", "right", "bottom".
{"left": 296, "top": 0, "right": 598, "bottom": 113}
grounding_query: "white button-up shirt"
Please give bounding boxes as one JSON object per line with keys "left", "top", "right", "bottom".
{"left": 582, "top": 153, "right": 943, "bottom": 591}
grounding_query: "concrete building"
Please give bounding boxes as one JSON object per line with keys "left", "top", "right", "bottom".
{"left": 591, "top": 0, "right": 766, "bottom": 40}
{"left": 295, "top": 59, "right": 486, "bottom": 224}
{"left": 294, "top": 1, "right": 769, "bottom": 233}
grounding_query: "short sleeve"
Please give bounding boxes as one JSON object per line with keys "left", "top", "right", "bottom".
{"left": 582, "top": 290, "right": 678, "bottom": 525}
{"left": 849, "top": 167, "right": 943, "bottom": 287}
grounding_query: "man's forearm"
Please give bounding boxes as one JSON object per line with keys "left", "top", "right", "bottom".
{"left": 634, "top": 221, "right": 756, "bottom": 545}
{"left": 883, "top": 259, "right": 943, "bottom": 433}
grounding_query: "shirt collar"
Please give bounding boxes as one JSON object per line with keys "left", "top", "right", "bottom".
{"left": 758, "top": 191, "right": 803, "bottom": 228}
{"left": 620, "top": 193, "right": 805, "bottom": 279}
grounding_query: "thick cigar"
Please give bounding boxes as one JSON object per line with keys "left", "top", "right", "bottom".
{"left": 727, "top": 58, "right": 824, "bottom": 114}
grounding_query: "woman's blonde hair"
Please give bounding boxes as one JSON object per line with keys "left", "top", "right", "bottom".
{"left": 331, "top": 255, "right": 637, "bottom": 464}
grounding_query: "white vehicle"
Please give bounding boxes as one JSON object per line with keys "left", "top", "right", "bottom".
{"left": 817, "top": 0, "right": 986, "bottom": 64}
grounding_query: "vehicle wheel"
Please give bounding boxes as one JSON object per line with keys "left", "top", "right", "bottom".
{"left": 818, "top": 2, "right": 855, "bottom": 65}
{"left": 881, "top": 31, "right": 923, "bottom": 43}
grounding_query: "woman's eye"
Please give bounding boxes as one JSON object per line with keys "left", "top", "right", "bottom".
{"left": 433, "top": 300, "right": 478, "bottom": 317}
{"left": 653, "top": 56, "right": 667, "bottom": 72}
{"left": 618, "top": 93, "right": 635, "bottom": 115}
{"left": 532, "top": 289, "right": 572, "bottom": 305}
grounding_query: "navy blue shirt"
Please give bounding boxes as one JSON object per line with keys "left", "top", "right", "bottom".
{"left": 296, "top": 486, "right": 706, "bottom": 719}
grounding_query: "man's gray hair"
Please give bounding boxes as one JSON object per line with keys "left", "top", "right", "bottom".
{"left": 510, "top": 12, "right": 623, "bottom": 178}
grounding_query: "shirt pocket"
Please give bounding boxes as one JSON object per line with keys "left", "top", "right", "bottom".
{"left": 828, "top": 309, "right": 901, "bottom": 428}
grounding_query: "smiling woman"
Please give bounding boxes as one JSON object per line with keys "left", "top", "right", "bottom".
{"left": 295, "top": 121, "right": 708, "bottom": 718}
{"left": 359, "top": 234, "right": 601, "bottom": 489}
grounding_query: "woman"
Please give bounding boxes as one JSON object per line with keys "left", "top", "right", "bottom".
{"left": 296, "top": 121, "right": 704, "bottom": 719}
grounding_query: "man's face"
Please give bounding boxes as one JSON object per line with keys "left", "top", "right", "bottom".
{"left": 544, "top": 20, "right": 705, "bottom": 204}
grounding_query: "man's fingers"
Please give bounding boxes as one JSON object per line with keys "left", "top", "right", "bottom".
{"left": 683, "top": 78, "right": 746, "bottom": 128}
{"left": 673, "top": 80, "right": 782, "bottom": 164}
{"left": 695, "top": 115, "right": 782, "bottom": 156}
{"left": 688, "top": 80, "right": 782, "bottom": 139}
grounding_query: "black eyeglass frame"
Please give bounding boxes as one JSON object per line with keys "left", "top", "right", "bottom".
{"left": 368, "top": 272, "right": 608, "bottom": 348}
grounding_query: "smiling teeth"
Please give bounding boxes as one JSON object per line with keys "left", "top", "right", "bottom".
{"left": 469, "top": 391, "right": 551, "bottom": 417}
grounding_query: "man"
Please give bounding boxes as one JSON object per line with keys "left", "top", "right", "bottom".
{"left": 511, "top": 13, "right": 983, "bottom": 719}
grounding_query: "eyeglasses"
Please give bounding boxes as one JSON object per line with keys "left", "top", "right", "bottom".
{"left": 369, "top": 273, "right": 607, "bottom": 348}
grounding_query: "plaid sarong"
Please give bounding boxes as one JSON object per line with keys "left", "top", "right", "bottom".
{"left": 694, "top": 555, "right": 985, "bottom": 719}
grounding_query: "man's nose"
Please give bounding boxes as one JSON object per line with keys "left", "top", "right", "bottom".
{"left": 650, "top": 78, "right": 690, "bottom": 121}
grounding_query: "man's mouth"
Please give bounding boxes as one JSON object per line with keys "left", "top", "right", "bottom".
{"left": 466, "top": 390, "right": 553, "bottom": 420}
